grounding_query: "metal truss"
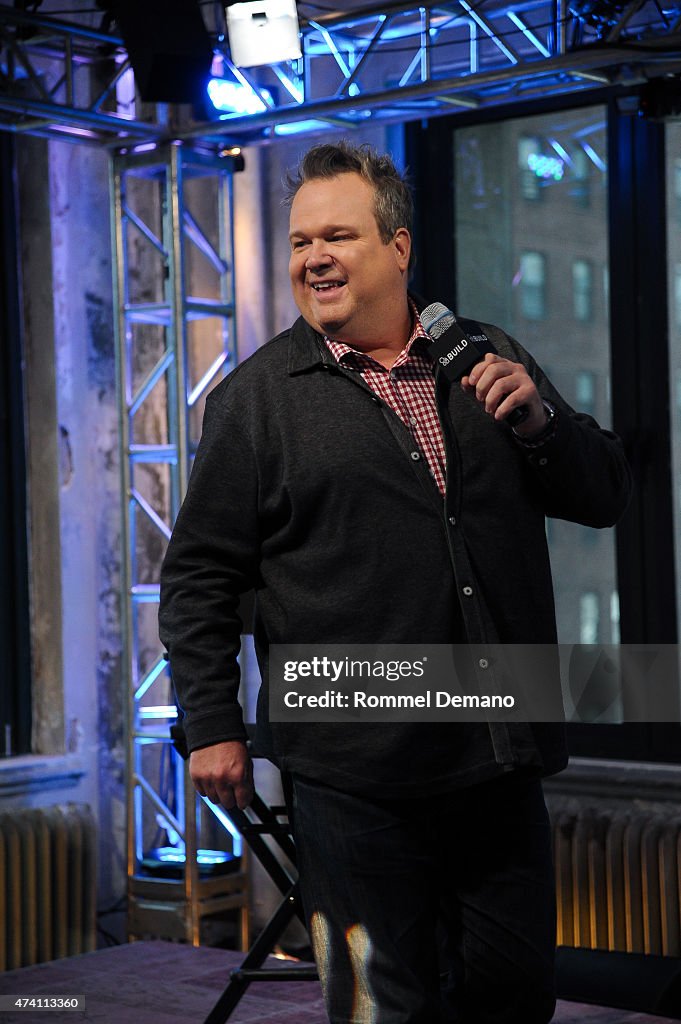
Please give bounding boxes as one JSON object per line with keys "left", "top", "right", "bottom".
{"left": 1, "top": 1, "right": 681, "bottom": 148}
{"left": 191, "top": 0, "right": 681, "bottom": 144}
{"left": 0, "top": 4, "right": 162, "bottom": 144}
{"left": 111, "top": 142, "right": 248, "bottom": 945}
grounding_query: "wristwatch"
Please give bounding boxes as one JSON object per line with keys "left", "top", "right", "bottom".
{"left": 512, "top": 400, "right": 557, "bottom": 448}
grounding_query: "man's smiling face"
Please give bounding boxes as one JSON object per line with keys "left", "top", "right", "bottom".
{"left": 288, "top": 172, "right": 410, "bottom": 347}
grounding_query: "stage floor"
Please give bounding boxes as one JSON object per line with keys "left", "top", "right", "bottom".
{"left": 0, "top": 940, "right": 677, "bottom": 1023}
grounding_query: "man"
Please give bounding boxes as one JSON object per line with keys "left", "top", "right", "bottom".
{"left": 159, "top": 141, "right": 631, "bottom": 1023}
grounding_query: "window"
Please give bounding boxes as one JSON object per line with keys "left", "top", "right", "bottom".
{"left": 674, "top": 158, "right": 681, "bottom": 222}
{"left": 573, "top": 259, "right": 593, "bottom": 321}
{"left": 674, "top": 263, "right": 681, "bottom": 330}
{"left": 580, "top": 592, "right": 600, "bottom": 643}
{"left": 518, "top": 136, "right": 542, "bottom": 201}
{"left": 520, "top": 251, "right": 546, "bottom": 320}
{"left": 610, "top": 591, "right": 620, "bottom": 644}
{"left": 451, "top": 106, "right": 615, "bottom": 656}
{"left": 570, "top": 146, "right": 591, "bottom": 207}
{"left": 575, "top": 370, "right": 596, "bottom": 416}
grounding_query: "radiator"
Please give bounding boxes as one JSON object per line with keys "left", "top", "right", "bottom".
{"left": 550, "top": 801, "right": 681, "bottom": 956}
{"left": 0, "top": 803, "right": 97, "bottom": 970}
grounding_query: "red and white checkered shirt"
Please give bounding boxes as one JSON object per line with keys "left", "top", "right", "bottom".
{"left": 324, "top": 304, "right": 446, "bottom": 495}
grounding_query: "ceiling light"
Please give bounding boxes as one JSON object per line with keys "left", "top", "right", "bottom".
{"left": 225, "top": 0, "right": 301, "bottom": 68}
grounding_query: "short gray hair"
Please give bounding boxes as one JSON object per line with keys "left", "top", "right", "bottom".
{"left": 284, "top": 141, "right": 415, "bottom": 270}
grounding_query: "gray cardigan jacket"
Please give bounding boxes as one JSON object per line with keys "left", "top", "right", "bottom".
{"left": 159, "top": 310, "right": 632, "bottom": 797}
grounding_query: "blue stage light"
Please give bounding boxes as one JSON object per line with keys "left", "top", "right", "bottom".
{"left": 207, "top": 78, "right": 273, "bottom": 115}
{"left": 152, "top": 846, "right": 233, "bottom": 867}
{"left": 141, "top": 845, "right": 241, "bottom": 878}
{"left": 273, "top": 118, "right": 334, "bottom": 135}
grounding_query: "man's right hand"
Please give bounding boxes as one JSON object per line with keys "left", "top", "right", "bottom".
{"left": 189, "top": 740, "right": 254, "bottom": 810}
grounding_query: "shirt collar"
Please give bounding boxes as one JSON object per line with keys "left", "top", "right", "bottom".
{"left": 324, "top": 299, "right": 432, "bottom": 370}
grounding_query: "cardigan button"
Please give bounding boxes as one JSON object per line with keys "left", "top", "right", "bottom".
{"left": 448, "top": 516, "right": 456, "bottom": 526}
{"left": 538, "top": 457, "right": 548, "bottom": 466}
{"left": 410, "top": 451, "right": 421, "bottom": 461}
{"left": 479, "top": 658, "right": 489, "bottom": 670}
{"left": 462, "top": 586, "right": 473, "bottom": 596}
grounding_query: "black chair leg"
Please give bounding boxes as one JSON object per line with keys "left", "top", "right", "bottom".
{"left": 201, "top": 787, "right": 318, "bottom": 1024}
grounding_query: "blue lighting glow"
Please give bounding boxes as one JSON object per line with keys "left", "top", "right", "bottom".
{"left": 271, "top": 64, "right": 304, "bottom": 104}
{"left": 151, "top": 846, "right": 237, "bottom": 867}
{"left": 202, "top": 797, "right": 244, "bottom": 856}
{"left": 273, "top": 118, "right": 334, "bottom": 135}
{"left": 506, "top": 11, "right": 551, "bottom": 58}
{"left": 527, "top": 152, "right": 564, "bottom": 181}
{"left": 207, "top": 78, "right": 273, "bottom": 116}
{"left": 138, "top": 704, "right": 178, "bottom": 720}
{"left": 134, "top": 657, "right": 168, "bottom": 702}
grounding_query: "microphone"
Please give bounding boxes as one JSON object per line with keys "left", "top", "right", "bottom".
{"left": 420, "top": 302, "right": 529, "bottom": 428}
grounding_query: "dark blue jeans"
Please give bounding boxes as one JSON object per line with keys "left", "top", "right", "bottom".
{"left": 289, "top": 772, "right": 556, "bottom": 1024}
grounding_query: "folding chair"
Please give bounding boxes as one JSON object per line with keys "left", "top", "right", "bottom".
{"left": 202, "top": 781, "right": 319, "bottom": 1024}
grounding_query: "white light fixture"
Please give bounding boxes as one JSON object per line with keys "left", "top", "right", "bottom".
{"left": 226, "top": 0, "right": 302, "bottom": 68}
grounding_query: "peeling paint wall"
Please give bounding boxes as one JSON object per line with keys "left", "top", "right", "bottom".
{"left": 51, "top": 138, "right": 125, "bottom": 908}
